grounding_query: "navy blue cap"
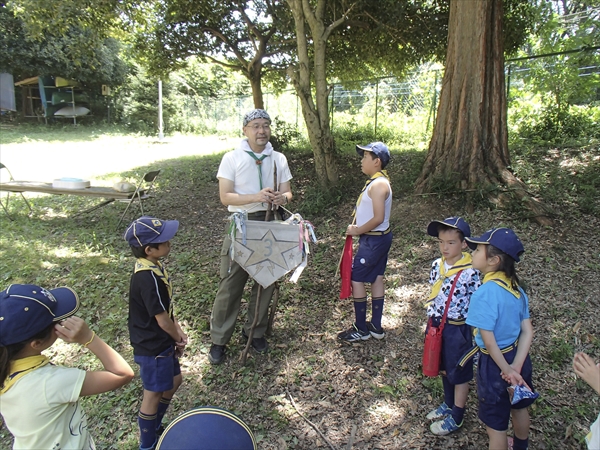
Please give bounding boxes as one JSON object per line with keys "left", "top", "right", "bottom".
{"left": 356, "top": 142, "right": 390, "bottom": 168}
{"left": 0, "top": 284, "right": 80, "bottom": 346}
{"left": 124, "top": 216, "right": 179, "bottom": 247}
{"left": 156, "top": 406, "right": 256, "bottom": 449}
{"left": 427, "top": 216, "right": 471, "bottom": 238}
{"left": 466, "top": 227, "right": 525, "bottom": 262}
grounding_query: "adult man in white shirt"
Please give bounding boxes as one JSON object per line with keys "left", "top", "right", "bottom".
{"left": 209, "top": 109, "right": 293, "bottom": 365}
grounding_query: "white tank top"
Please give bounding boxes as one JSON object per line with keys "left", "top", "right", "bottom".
{"left": 355, "top": 177, "right": 392, "bottom": 231}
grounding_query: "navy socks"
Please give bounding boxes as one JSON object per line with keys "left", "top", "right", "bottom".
{"left": 353, "top": 297, "right": 368, "bottom": 331}
{"left": 138, "top": 411, "right": 157, "bottom": 449}
{"left": 371, "top": 297, "right": 384, "bottom": 329}
{"left": 450, "top": 405, "right": 464, "bottom": 425}
{"left": 156, "top": 397, "right": 171, "bottom": 431}
{"left": 513, "top": 436, "right": 529, "bottom": 450}
{"left": 442, "top": 376, "right": 455, "bottom": 409}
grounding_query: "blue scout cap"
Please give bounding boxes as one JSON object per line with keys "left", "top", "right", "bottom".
{"left": 427, "top": 216, "right": 471, "bottom": 238}
{"left": 466, "top": 227, "right": 525, "bottom": 262}
{"left": 124, "top": 216, "right": 179, "bottom": 247}
{"left": 0, "top": 284, "right": 80, "bottom": 346}
{"left": 156, "top": 406, "right": 256, "bottom": 450}
{"left": 356, "top": 142, "right": 390, "bottom": 168}
{"left": 243, "top": 109, "right": 271, "bottom": 127}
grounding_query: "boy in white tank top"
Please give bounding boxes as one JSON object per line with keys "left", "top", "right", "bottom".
{"left": 338, "top": 142, "right": 393, "bottom": 342}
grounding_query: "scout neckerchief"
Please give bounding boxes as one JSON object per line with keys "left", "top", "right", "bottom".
{"left": 483, "top": 271, "right": 521, "bottom": 298}
{"left": 245, "top": 151, "right": 269, "bottom": 190}
{"left": 1, "top": 355, "right": 49, "bottom": 394}
{"left": 353, "top": 170, "right": 389, "bottom": 218}
{"left": 426, "top": 252, "right": 473, "bottom": 303}
{"left": 135, "top": 258, "right": 173, "bottom": 301}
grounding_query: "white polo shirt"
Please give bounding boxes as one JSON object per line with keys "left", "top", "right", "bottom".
{"left": 217, "top": 140, "right": 293, "bottom": 213}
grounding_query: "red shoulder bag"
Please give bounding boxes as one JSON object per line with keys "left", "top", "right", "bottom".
{"left": 422, "top": 270, "right": 463, "bottom": 377}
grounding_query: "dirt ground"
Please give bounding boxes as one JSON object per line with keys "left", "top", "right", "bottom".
{"left": 146, "top": 150, "right": 600, "bottom": 450}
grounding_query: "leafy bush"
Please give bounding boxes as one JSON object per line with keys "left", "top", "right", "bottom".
{"left": 513, "top": 104, "right": 600, "bottom": 144}
{"left": 270, "top": 117, "right": 306, "bottom": 151}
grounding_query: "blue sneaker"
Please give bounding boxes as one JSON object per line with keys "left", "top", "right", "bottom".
{"left": 430, "top": 415, "right": 463, "bottom": 436}
{"left": 426, "top": 402, "right": 452, "bottom": 421}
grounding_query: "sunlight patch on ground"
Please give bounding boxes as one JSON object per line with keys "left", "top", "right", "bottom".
{"left": 393, "top": 284, "right": 421, "bottom": 300}
{"left": 1, "top": 135, "right": 239, "bottom": 181}
{"left": 367, "top": 401, "right": 405, "bottom": 421}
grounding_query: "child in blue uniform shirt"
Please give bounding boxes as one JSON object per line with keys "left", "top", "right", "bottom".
{"left": 466, "top": 228, "right": 536, "bottom": 450}
{"left": 424, "top": 217, "right": 481, "bottom": 435}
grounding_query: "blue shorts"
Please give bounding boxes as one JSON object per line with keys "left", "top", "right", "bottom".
{"left": 477, "top": 349, "right": 535, "bottom": 431}
{"left": 351, "top": 233, "right": 393, "bottom": 283}
{"left": 134, "top": 346, "right": 181, "bottom": 393}
{"left": 427, "top": 318, "right": 474, "bottom": 385}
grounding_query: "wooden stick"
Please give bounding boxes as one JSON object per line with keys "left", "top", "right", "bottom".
{"left": 346, "top": 424, "right": 357, "bottom": 450}
{"left": 242, "top": 163, "right": 279, "bottom": 363}
{"left": 240, "top": 284, "right": 262, "bottom": 365}
{"left": 267, "top": 162, "right": 280, "bottom": 335}
{"left": 266, "top": 284, "right": 279, "bottom": 336}
{"left": 285, "top": 357, "right": 338, "bottom": 450}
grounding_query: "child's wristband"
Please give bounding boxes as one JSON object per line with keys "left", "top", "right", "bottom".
{"left": 82, "top": 331, "right": 95, "bottom": 348}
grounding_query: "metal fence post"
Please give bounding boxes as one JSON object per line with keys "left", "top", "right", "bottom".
{"left": 506, "top": 64, "right": 512, "bottom": 101}
{"left": 330, "top": 84, "right": 335, "bottom": 131}
{"left": 374, "top": 78, "right": 379, "bottom": 140}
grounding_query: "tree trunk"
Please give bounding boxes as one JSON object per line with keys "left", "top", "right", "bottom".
{"left": 415, "top": 0, "right": 551, "bottom": 225}
{"left": 286, "top": 0, "right": 339, "bottom": 187}
{"left": 248, "top": 66, "right": 264, "bottom": 109}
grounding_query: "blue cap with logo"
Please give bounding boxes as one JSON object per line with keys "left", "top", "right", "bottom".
{"left": 466, "top": 227, "right": 525, "bottom": 262}
{"left": 427, "top": 216, "right": 471, "bottom": 238}
{"left": 0, "top": 284, "right": 80, "bottom": 346}
{"left": 356, "top": 142, "right": 390, "bottom": 168}
{"left": 124, "top": 216, "right": 179, "bottom": 247}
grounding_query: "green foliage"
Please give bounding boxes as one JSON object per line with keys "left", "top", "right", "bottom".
{"left": 510, "top": 142, "right": 600, "bottom": 214}
{"left": 510, "top": 103, "right": 600, "bottom": 144}
{"left": 547, "top": 337, "right": 575, "bottom": 369}
{"left": 270, "top": 117, "right": 306, "bottom": 151}
{"left": 508, "top": 2, "right": 600, "bottom": 113}
{"left": 132, "top": 0, "right": 294, "bottom": 97}
{"left": 1, "top": 3, "right": 129, "bottom": 86}
{"left": 421, "top": 376, "right": 443, "bottom": 399}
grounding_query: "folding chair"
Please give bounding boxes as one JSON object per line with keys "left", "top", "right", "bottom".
{"left": 0, "top": 163, "right": 33, "bottom": 220}
{"left": 116, "top": 169, "right": 161, "bottom": 228}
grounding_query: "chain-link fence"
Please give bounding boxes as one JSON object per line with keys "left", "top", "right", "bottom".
{"left": 178, "top": 47, "right": 598, "bottom": 140}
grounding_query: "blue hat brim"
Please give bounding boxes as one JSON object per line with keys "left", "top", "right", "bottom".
{"left": 427, "top": 218, "right": 470, "bottom": 238}
{"left": 151, "top": 220, "right": 179, "bottom": 244}
{"left": 49, "top": 287, "right": 80, "bottom": 322}
{"left": 464, "top": 236, "right": 488, "bottom": 251}
{"left": 427, "top": 220, "right": 444, "bottom": 237}
{"left": 356, "top": 144, "right": 369, "bottom": 158}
